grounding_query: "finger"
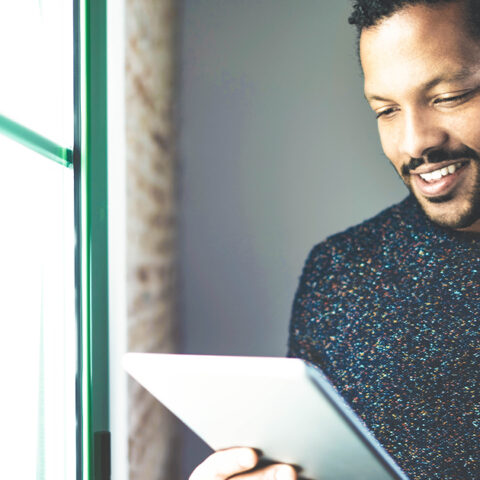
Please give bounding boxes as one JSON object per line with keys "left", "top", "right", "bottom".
{"left": 232, "top": 463, "right": 297, "bottom": 480}
{"left": 189, "top": 447, "right": 259, "bottom": 480}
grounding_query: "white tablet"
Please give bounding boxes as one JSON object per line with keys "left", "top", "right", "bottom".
{"left": 123, "top": 353, "right": 408, "bottom": 480}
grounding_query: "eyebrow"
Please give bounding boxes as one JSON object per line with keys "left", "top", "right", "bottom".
{"left": 364, "top": 66, "right": 477, "bottom": 103}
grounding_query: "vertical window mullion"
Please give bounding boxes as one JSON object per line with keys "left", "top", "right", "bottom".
{"left": 75, "top": 0, "right": 109, "bottom": 478}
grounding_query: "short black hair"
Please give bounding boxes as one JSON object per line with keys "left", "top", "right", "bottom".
{"left": 349, "top": 0, "right": 480, "bottom": 40}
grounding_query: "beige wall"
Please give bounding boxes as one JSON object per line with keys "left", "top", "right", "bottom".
{"left": 125, "top": 0, "right": 179, "bottom": 478}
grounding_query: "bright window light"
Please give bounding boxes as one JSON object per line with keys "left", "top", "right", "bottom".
{"left": 0, "top": 0, "right": 73, "bottom": 147}
{"left": 0, "top": 135, "right": 75, "bottom": 479}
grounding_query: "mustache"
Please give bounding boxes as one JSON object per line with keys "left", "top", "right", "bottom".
{"left": 401, "top": 146, "right": 480, "bottom": 176}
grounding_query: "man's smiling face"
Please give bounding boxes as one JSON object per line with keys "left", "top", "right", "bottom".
{"left": 361, "top": 1, "right": 480, "bottom": 232}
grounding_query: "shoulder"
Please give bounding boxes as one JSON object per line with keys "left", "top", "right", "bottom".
{"left": 292, "top": 195, "right": 415, "bottom": 308}
{"left": 304, "top": 195, "right": 415, "bottom": 275}
{"left": 288, "top": 196, "right": 415, "bottom": 360}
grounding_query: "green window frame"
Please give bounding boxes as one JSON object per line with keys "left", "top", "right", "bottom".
{"left": 0, "top": 1, "right": 109, "bottom": 479}
{"left": 76, "top": 1, "right": 109, "bottom": 479}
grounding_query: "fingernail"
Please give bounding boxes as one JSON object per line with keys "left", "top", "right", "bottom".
{"left": 274, "top": 465, "right": 295, "bottom": 480}
{"left": 237, "top": 449, "right": 256, "bottom": 469}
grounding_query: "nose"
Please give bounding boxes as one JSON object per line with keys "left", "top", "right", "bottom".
{"left": 399, "top": 109, "right": 449, "bottom": 160}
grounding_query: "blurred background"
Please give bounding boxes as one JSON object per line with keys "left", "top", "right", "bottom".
{"left": 177, "top": 0, "right": 406, "bottom": 476}
{"left": 0, "top": 1, "right": 408, "bottom": 479}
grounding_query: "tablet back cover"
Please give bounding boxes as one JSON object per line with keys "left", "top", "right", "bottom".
{"left": 124, "top": 353, "right": 408, "bottom": 480}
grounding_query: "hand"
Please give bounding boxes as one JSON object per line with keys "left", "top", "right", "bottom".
{"left": 189, "top": 447, "right": 298, "bottom": 480}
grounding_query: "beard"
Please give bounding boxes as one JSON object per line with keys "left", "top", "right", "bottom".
{"left": 422, "top": 188, "right": 480, "bottom": 229}
{"left": 396, "top": 146, "right": 480, "bottom": 230}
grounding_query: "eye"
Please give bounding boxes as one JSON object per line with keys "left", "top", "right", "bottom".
{"left": 433, "top": 90, "right": 474, "bottom": 106}
{"left": 375, "top": 107, "right": 398, "bottom": 119}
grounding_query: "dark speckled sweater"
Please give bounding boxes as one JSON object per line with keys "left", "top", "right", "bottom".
{"left": 288, "top": 195, "right": 480, "bottom": 480}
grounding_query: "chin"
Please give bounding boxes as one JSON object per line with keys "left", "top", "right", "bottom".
{"left": 417, "top": 196, "right": 480, "bottom": 230}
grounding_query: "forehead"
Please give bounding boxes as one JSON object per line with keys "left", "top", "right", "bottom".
{"left": 360, "top": 2, "right": 480, "bottom": 99}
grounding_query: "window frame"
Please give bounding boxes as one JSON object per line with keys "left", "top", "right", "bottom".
{"left": 74, "top": 0, "right": 110, "bottom": 479}
{"left": 0, "top": 1, "right": 110, "bottom": 479}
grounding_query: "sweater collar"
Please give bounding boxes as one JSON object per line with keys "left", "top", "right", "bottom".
{"left": 402, "top": 194, "right": 480, "bottom": 247}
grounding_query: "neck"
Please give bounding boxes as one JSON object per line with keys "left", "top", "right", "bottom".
{"left": 456, "top": 218, "right": 480, "bottom": 234}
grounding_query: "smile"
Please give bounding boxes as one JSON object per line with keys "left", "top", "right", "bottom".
{"left": 418, "top": 162, "right": 466, "bottom": 182}
{"left": 412, "top": 160, "right": 469, "bottom": 197}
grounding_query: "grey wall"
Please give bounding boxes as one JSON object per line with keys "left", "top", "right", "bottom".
{"left": 177, "top": 1, "right": 407, "bottom": 476}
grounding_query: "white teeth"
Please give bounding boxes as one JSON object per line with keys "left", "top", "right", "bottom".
{"left": 420, "top": 172, "right": 434, "bottom": 181}
{"left": 419, "top": 162, "right": 463, "bottom": 182}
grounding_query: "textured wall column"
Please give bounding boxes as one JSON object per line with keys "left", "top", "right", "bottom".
{"left": 125, "top": 0, "right": 179, "bottom": 479}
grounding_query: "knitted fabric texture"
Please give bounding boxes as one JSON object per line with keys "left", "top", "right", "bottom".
{"left": 288, "top": 195, "right": 480, "bottom": 479}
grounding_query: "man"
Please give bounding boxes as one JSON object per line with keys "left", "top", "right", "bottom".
{"left": 190, "top": 1, "right": 480, "bottom": 478}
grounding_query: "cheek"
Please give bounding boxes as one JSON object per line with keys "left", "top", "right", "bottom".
{"left": 443, "top": 110, "right": 480, "bottom": 150}
{"left": 378, "top": 124, "right": 403, "bottom": 172}
{"left": 451, "top": 123, "right": 480, "bottom": 151}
